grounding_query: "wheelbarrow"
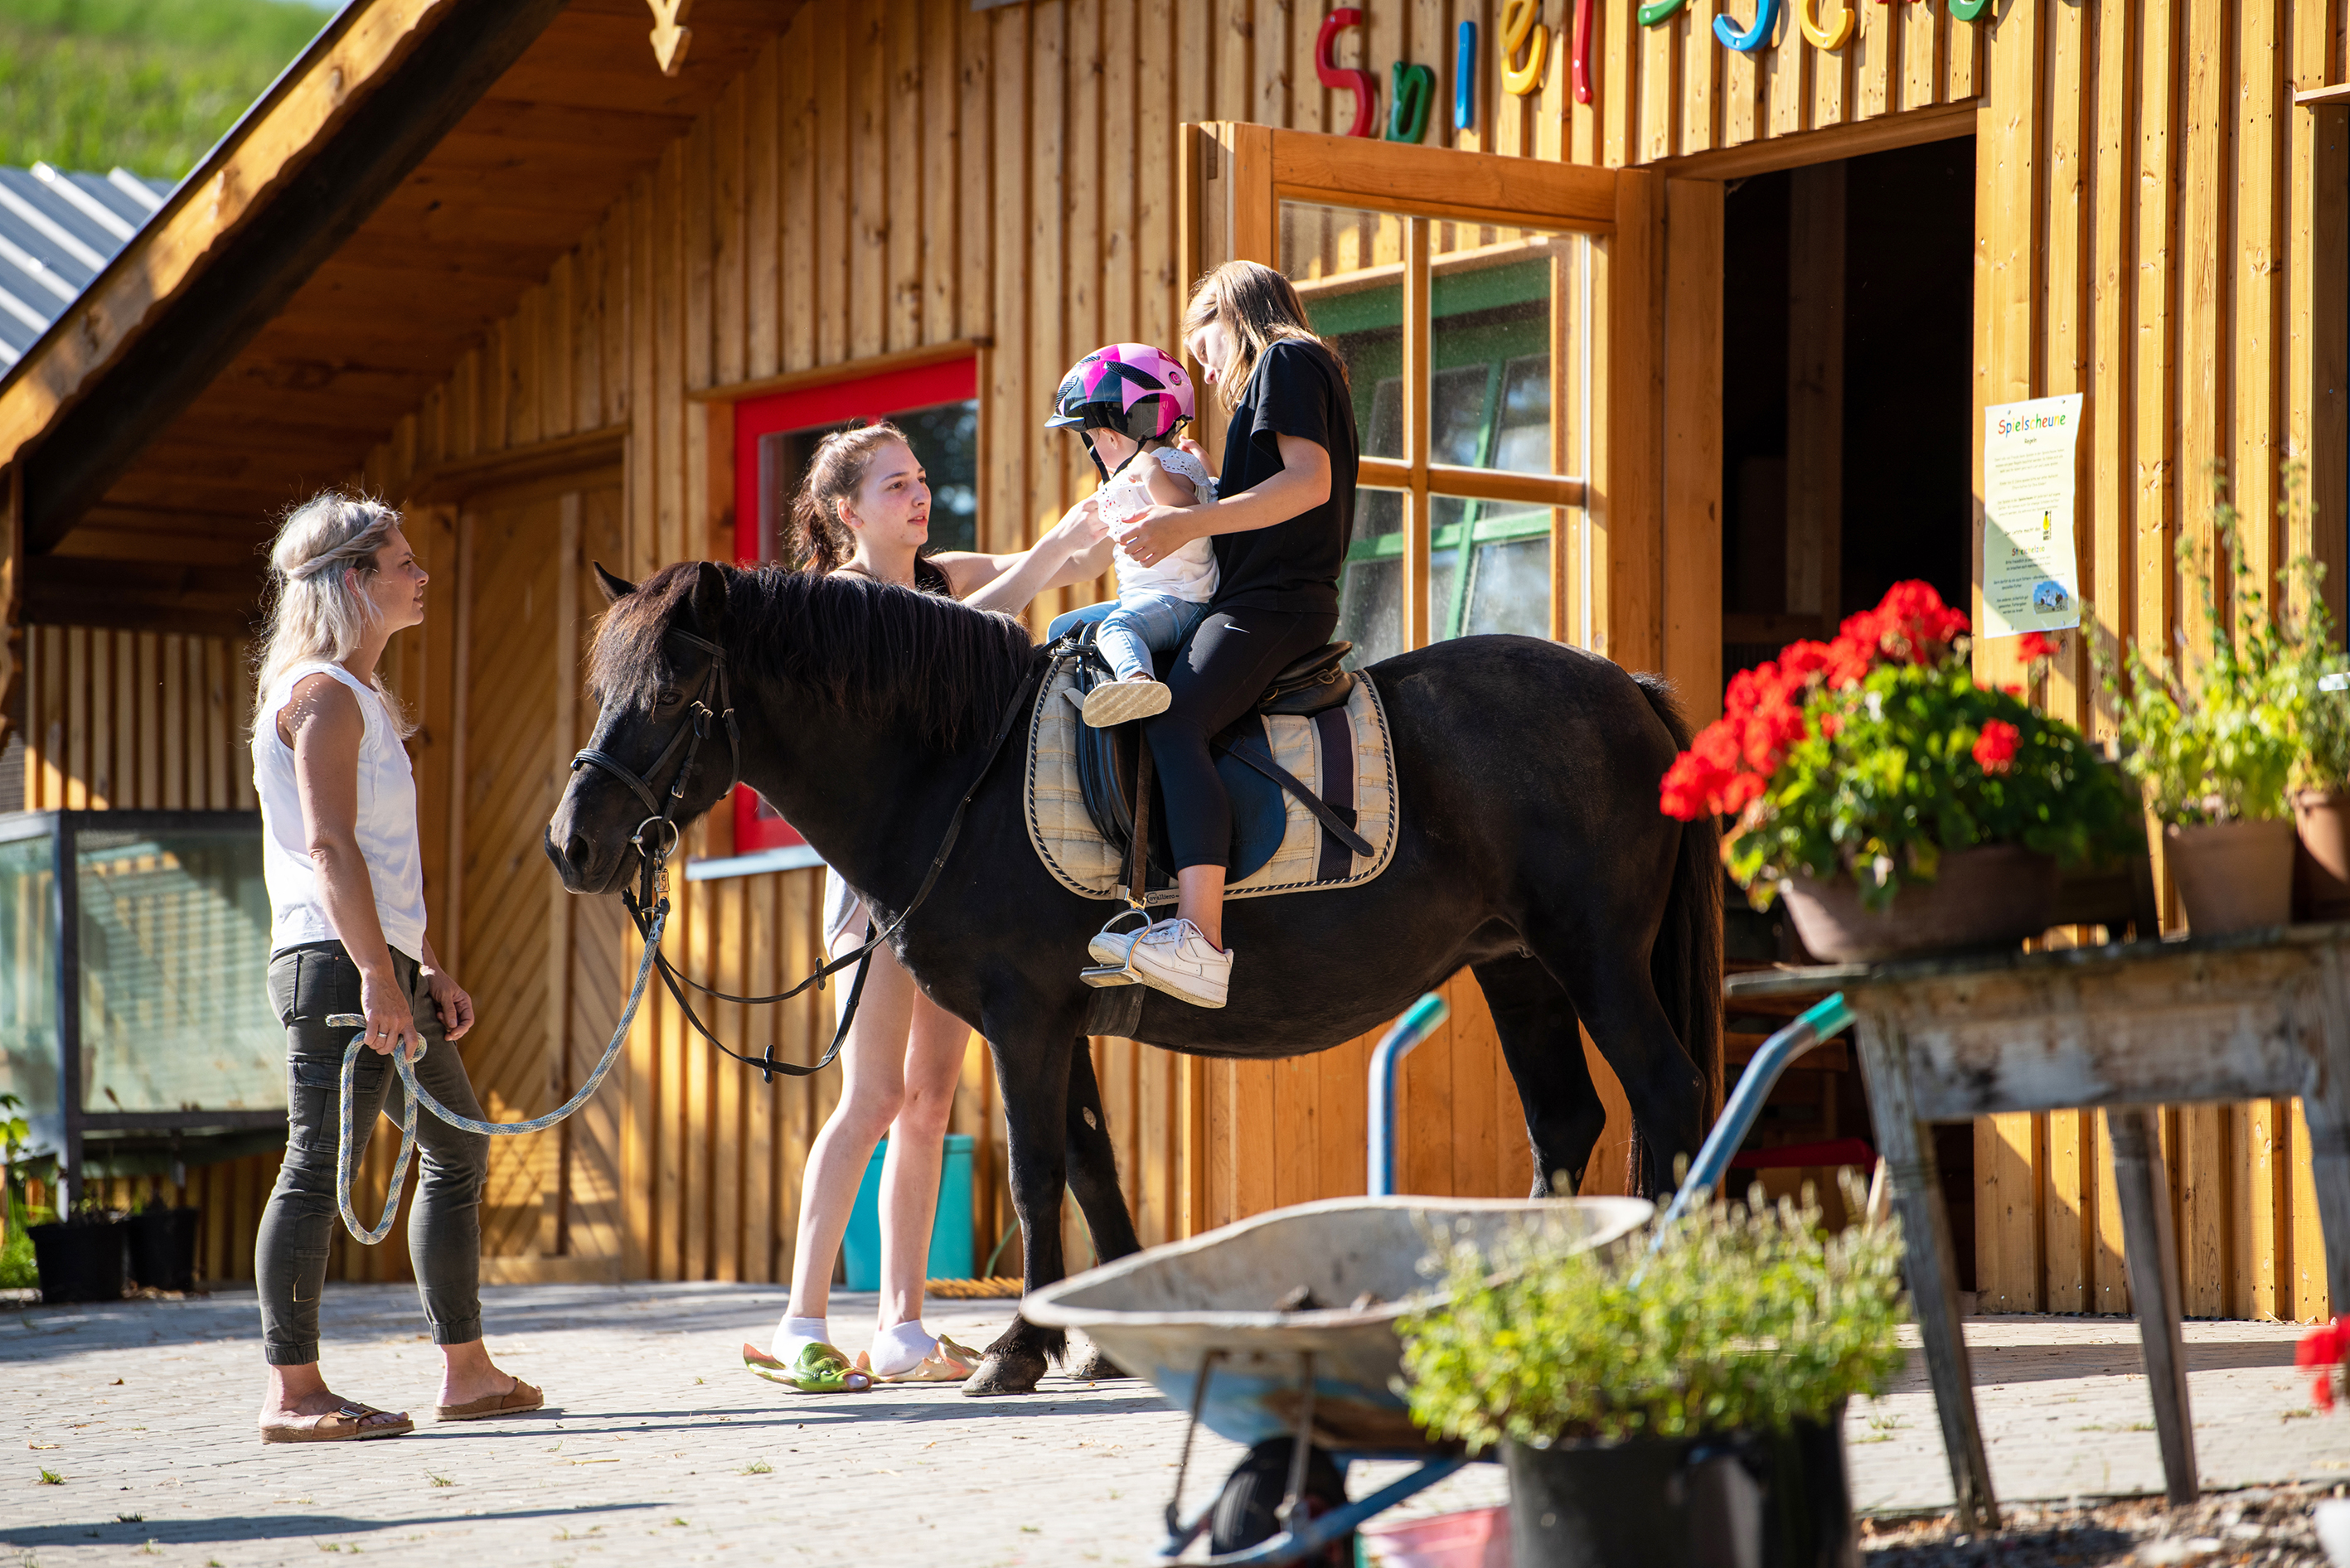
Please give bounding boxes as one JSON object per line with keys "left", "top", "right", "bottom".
{"left": 1024, "top": 990, "right": 1857, "bottom": 1566}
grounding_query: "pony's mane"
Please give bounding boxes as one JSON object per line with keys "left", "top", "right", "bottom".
{"left": 589, "top": 563, "right": 1043, "bottom": 751}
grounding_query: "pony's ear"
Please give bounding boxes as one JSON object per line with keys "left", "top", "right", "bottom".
{"left": 686, "top": 559, "right": 729, "bottom": 635}
{"left": 593, "top": 562, "right": 636, "bottom": 603}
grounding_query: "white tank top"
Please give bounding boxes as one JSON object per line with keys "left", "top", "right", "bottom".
{"left": 251, "top": 661, "right": 429, "bottom": 961}
{"left": 1099, "top": 447, "right": 1219, "bottom": 603}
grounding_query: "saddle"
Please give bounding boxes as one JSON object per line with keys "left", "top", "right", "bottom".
{"left": 1068, "top": 629, "right": 1373, "bottom": 894}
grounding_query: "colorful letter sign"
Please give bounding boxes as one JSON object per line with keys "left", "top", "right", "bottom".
{"left": 1316, "top": 7, "right": 1378, "bottom": 138}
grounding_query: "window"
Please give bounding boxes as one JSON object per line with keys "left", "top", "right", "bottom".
{"left": 727, "top": 357, "right": 978, "bottom": 854}
{"left": 1281, "top": 206, "right": 1584, "bottom": 671}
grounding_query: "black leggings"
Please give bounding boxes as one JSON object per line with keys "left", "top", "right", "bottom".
{"left": 1142, "top": 604, "right": 1338, "bottom": 870}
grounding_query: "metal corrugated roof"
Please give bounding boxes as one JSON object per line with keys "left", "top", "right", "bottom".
{"left": 0, "top": 164, "right": 170, "bottom": 367}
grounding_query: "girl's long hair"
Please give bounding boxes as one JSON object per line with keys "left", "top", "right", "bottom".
{"left": 250, "top": 491, "right": 415, "bottom": 737}
{"left": 1183, "top": 259, "right": 1346, "bottom": 412}
{"left": 785, "top": 421, "right": 913, "bottom": 574}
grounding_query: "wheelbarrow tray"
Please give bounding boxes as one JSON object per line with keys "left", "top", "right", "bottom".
{"left": 1027, "top": 1194, "right": 1650, "bottom": 1457}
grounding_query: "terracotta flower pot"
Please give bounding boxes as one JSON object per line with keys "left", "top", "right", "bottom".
{"left": 2164, "top": 817, "right": 2295, "bottom": 936}
{"left": 1776, "top": 844, "right": 2059, "bottom": 965}
{"left": 2293, "top": 789, "right": 2350, "bottom": 923}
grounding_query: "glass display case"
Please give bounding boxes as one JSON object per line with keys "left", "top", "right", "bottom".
{"left": 0, "top": 812, "right": 285, "bottom": 1203}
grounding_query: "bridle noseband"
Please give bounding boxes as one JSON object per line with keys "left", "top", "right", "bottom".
{"left": 571, "top": 626, "right": 740, "bottom": 852}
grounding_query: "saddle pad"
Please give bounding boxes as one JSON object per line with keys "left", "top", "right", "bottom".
{"left": 1024, "top": 655, "right": 1398, "bottom": 906}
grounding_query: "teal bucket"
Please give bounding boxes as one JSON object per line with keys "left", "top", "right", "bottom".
{"left": 841, "top": 1133, "right": 975, "bottom": 1290}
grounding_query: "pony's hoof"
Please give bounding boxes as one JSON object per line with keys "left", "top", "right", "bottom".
{"left": 961, "top": 1350, "right": 1048, "bottom": 1397}
{"left": 1067, "top": 1344, "right": 1129, "bottom": 1382}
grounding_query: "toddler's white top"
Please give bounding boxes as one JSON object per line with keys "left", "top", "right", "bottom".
{"left": 1099, "top": 447, "right": 1219, "bottom": 603}
{"left": 251, "top": 661, "right": 429, "bottom": 961}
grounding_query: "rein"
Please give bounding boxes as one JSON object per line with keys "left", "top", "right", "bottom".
{"left": 332, "top": 619, "right": 1054, "bottom": 1246}
{"left": 573, "top": 622, "right": 1055, "bottom": 1085}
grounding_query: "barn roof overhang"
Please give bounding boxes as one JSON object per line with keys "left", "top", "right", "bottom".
{"left": 0, "top": 0, "right": 794, "bottom": 641}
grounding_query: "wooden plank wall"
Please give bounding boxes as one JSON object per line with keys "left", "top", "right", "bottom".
{"left": 303, "top": 0, "right": 2343, "bottom": 1316}
{"left": 1965, "top": 0, "right": 2348, "bottom": 1324}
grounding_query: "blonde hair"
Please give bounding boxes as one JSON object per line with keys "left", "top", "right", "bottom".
{"left": 251, "top": 491, "right": 415, "bottom": 737}
{"left": 787, "top": 421, "right": 913, "bottom": 575}
{"left": 1184, "top": 260, "right": 1346, "bottom": 412}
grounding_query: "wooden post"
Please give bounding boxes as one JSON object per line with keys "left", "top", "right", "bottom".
{"left": 1784, "top": 161, "right": 1844, "bottom": 627}
{"left": 1663, "top": 178, "right": 1724, "bottom": 724}
{"left": 2105, "top": 1105, "right": 2198, "bottom": 1504}
{"left": 1853, "top": 1014, "right": 2001, "bottom": 1534}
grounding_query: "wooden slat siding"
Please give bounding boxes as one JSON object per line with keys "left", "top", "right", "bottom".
{"left": 2291, "top": 7, "right": 2350, "bottom": 634}
{"left": 2041, "top": 0, "right": 2089, "bottom": 728}
{"left": 1663, "top": 177, "right": 1723, "bottom": 724}
{"left": 165, "top": 0, "right": 2328, "bottom": 1314}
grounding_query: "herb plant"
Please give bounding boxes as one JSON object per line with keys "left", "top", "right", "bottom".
{"left": 2101, "top": 471, "right": 2328, "bottom": 825}
{"left": 1660, "top": 580, "right": 2135, "bottom": 912}
{"left": 1398, "top": 1181, "right": 1907, "bottom": 1452}
{"left": 0, "top": 1092, "right": 35, "bottom": 1290}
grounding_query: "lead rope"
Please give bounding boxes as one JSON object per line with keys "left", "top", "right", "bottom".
{"left": 332, "top": 899, "right": 668, "bottom": 1245}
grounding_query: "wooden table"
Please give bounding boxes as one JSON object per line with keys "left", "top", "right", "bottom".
{"left": 1727, "top": 927, "right": 2350, "bottom": 1532}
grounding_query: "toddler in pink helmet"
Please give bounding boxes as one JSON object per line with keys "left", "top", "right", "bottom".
{"left": 1045, "top": 343, "right": 1219, "bottom": 728}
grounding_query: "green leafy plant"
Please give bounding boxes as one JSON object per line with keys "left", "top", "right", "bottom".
{"left": 0, "top": 1094, "right": 35, "bottom": 1290}
{"left": 2101, "top": 470, "right": 2329, "bottom": 825}
{"left": 1662, "top": 581, "right": 2137, "bottom": 912}
{"left": 1398, "top": 1179, "right": 1907, "bottom": 1452}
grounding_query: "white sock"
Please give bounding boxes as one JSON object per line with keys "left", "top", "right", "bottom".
{"left": 868, "top": 1320, "right": 938, "bottom": 1377}
{"left": 771, "top": 1314, "right": 831, "bottom": 1364}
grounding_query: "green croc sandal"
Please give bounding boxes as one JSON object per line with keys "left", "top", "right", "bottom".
{"left": 742, "top": 1340, "right": 874, "bottom": 1392}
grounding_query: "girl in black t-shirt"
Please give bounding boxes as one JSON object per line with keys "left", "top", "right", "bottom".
{"left": 1094, "top": 261, "right": 1359, "bottom": 1009}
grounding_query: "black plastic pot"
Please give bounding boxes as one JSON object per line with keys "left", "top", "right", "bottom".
{"left": 1504, "top": 1405, "right": 1856, "bottom": 1568}
{"left": 126, "top": 1207, "right": 200, "bottom": 1292}
{"left": 27, "top": 1219, "right": 128, "bottom": 1304}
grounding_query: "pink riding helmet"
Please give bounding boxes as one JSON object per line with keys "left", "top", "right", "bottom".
{"left": 1047, "top": 343, "right": 1196, "bottom": 446}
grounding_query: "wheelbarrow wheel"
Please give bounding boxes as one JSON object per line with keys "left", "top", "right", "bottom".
{"left": 1207, "top": 1438, "right": 1351, "bottom": 1564}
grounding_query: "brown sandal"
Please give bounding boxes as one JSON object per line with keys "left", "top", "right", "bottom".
{"left": 259, "top": 1402, "right": 414, "bottom": 1445}
{"left": 434, "top": 1377, "right": 545, "bottom": 1423}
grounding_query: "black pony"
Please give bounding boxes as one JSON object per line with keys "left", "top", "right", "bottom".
{"left": 545, "top": 561, "right": 1722, "bottom": 1396}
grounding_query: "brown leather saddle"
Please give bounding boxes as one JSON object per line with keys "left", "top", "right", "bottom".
{"left": 1067, "top": 630, "right": 1371, "bottom": 896}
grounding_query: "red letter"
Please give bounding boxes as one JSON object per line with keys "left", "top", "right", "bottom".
{"left": 1316, "top": 7, "right": 1377, "bottom": 138}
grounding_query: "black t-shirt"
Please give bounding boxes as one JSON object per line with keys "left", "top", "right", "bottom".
{"left": 1212, "top": 337, "right": 1358, "bottom": 616}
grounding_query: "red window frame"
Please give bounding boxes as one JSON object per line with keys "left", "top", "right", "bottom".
{"left": 728, "top": 356, "right": 979, "bottom": 854}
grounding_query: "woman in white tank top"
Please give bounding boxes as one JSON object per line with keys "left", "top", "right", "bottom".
{"left": 248, "top": 494, "right": 538, "bottom": 1443}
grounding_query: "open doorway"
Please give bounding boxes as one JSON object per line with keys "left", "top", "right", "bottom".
{"left": 1716, "top": 134, "right": 1980, "bottom": 1283}
{"left": 1719, "top": 137, "right": 1977, "bottom": 674}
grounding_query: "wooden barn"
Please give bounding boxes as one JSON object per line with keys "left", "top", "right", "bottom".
{"left": 0, "top": 0, "right": 2339, "bottom": 1321}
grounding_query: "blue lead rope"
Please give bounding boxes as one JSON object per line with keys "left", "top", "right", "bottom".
{"left": 330, "top": 901, "right": 666, "bottom": 1245}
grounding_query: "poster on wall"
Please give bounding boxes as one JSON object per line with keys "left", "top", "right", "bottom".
{"left": 1979, "top": 393, "right": 2085, "bottom": 639}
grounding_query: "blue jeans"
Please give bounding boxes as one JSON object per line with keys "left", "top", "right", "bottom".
{"left": 1049, "top": 593, "right": 1214, "bottom": 683}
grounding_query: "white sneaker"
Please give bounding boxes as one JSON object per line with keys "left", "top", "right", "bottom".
{"left": 1081, "top": 676, "right": 1173, "bottom": 728}
{"left": 1122, "top": 918, "right": 1233, "bottom": 1009}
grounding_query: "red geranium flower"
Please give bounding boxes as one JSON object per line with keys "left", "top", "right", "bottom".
{"left": 1972, "top": 719, "right": 2021, "bottom": 774}
{"left": 2017, "top": 632, "right": 2059, "bottom": 663}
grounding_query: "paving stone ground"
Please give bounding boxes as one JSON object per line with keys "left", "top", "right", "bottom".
{"left": 3, "top": 1285, "right": 2344, "bottom": 1567}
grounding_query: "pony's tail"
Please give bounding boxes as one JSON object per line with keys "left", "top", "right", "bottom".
{"left": 1632, "top": 672, "right": 1725, "bottom": 1131}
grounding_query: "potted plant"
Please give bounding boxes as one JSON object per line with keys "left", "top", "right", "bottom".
{"left": 0, "top": 1093, "right": 36, "bottom": 1291}
{"left": 1659, "top": 580, "right": 2136, "bottom": 961}
{"left": 27, "top": 1185, "right": 128, "bottom": 1306}
{"left": 126, "top": 1192, "right": 201, "bottom": 1294}
{"left": 1398, "top": 1182, "right": 1905, "bottom": 1568}
{"left": 2101, "top": 481, "right": 2315, "bottom": 936}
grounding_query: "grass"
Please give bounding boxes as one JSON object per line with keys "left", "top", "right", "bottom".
{"left": 36, "top": 1469, "right": 61, "bottom": 1485}
{"left": 0, "top": 0, "right": 333, "bottom": 179}
{"left": 738, "top": 1460, "right": 771, "bottom": 1475}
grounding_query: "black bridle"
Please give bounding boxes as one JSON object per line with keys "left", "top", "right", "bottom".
{"left": 569, "top": 624, "right": 1052, "bottom": 1082}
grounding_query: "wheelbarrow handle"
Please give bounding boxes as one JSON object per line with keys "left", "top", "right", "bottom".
{"left": 1651, "top": 991, "right": 1855, "bottom": 1237}
{"left": 1367, "top": 992, "right": 1451, "bottom": 1198}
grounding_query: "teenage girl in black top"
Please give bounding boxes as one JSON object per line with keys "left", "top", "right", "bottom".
{"left": 1099, "top": 262, "right": 1360, "bottom": 1009}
